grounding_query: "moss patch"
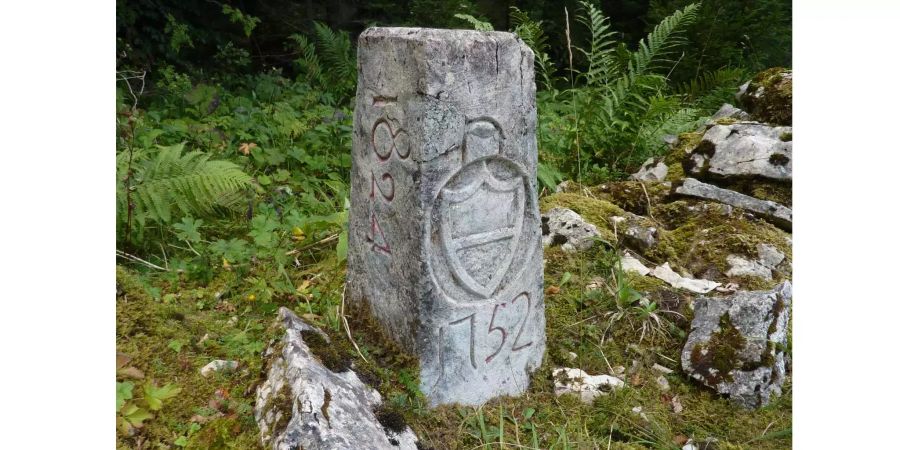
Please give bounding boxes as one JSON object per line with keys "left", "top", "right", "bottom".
{"left": 663, "top": 131, "right": 704, "bottom": 181}
{"left": 690, "top": 313, "right": 747, "bottom": 385}
{"left": 300, "top": 329, "right": 351, "bottom": 372}
{"left": 540, "top": 193, "right": 626, "bottom": 244}
{"left": 742, "top": 67, "right": 792, "bottom": 125}
{"left": 591, "top": 181, "right": 671, "bottom": 216}
{"left": 646, "top": 202, "right": 791, "bottom": 287}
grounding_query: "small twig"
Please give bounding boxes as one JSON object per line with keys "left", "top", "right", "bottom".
{"left": 158, "top": 243, "right": 169, "bottom": 270}
{"left": 340, "top": 284, "right": 369, "bottom": 364}
{"left": 760, "top": 421, "right": 775, "bottom": 439}
{"left": 607, "top": 422, "right": 613, "bottom": 450}
{"left": 116, "top": 249, "right": 169, "bottom": 271}
{"left": 116, "top": 70, "right": 146, "bottom": 111}
{"left": 595, "top": 344, "right": 615, "bottom": 375}
{"left": 185, "top": 240, "right": 202, "bottom": 257}
{"left": 286, "top": 233, "right": 340, "bottom": 255}
{"left": 638, "top": 181, "right": 656, "bottom": 221}
{"left": 666, "top": 51, "right": 685, "bottom": 81}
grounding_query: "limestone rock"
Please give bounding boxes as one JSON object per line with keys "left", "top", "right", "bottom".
{"left": 650, "top": 262, "right": 721, "bottom": 294}
{"left": 685, "top": 122, "right": 792, "bottom": 182}
{"left": 200, "top": 360, "right": 238, "bottom": 377}
{"left": 347, "top": 28, "right": 545, "bottom": 406}
{"left": 555, "top": 180, "right": 574, "bottom": 193}
{"left": 620, "top": 252, "right": 651, "bottom": 276}
{"left": 542, "top": 207, "right": 601, "bottom": 252}
{"left": 725, "top": 243, "right": 786, "bottom": 281}
{"left": 255, "top": 308, "right": 419, "bottom": 449}
{"left": 630, "top": 158, "right": 668, "bottom": 182}
{"left": 681, "top": 282, "right": 792, "bottom": 409}
{"left": 552, "top": 368, "right": 624, "bottom": 404}
{"left": 622, "top": 222, "right": 659, "bottom": 254}
{"left": 739, "top": 68, "right": 792, "bottom": 125}
{"left": 703, "top": 103, "right": 751, "bottom": 129}
{"left": 674, "top": 178, "right": 792, "bottom": 230}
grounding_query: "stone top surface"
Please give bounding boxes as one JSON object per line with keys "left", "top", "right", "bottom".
{"left": 359, "top": 27, "right": 521, "bottom": 43}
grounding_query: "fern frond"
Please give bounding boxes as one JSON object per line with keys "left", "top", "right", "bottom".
{"left": 629, "top": 3, "right": 700, "bottom": 76}
{"left": 576, "top": 1, "right": 618, "bottom": 86}
{"left": 290, "top": 34, "right": 325, "bottom": 86}
{"left": 675, "top": 67, "right": 748, "bottom": 109}
{"left": 118, "top": 143, "right": 252, "bottom": 237}
{"left": 510, "top": 7, "right": 557, "bottom": 90}
{"left": 454, "top": 14, "right": 494, "bottom": 31}
{"left": 312, "top": 22, "right": 355, "bottom": 84}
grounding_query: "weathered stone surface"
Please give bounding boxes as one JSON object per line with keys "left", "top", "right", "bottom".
{"left": 681, "top": 282, "right": 792, "bottom": 409}
{"left": 739, "top": 68, "right": 792, "bottom": 125}
{"left": 708, "top": 103, "right": 751, "bottom": 124}
{"left": 552, "top": 368, "right": 624, "bottom": 404}
{"left": 622, "top": 222, "right": 659, "bottom": 254}
{"left": 725, "top": 243, "right": 786, "bottom": 281}
{"left": 685, "top": 122, "right": 792, "bottom": 181}
{"left": 200, "top": 359, "right": 238, "bottom": 377}
{"left": 650, "top": 262, "right": 721, "bottom": 294}
{"left": 620, "top": 252, "right": 650, "bottom": 276}
{"left": 630, "top": 157, "right": 668, "bottom": 182}
{"left": 674, "top": 178, "right": 792, "bottom": 230}
{"left": 347, "top": 27, "right": 545, "bottom": 406}
{"left": 255, "top": 308, "right": 419, "bottom": 449}
{"left": 541, "top": 207, "right": 601, "bottom": 253}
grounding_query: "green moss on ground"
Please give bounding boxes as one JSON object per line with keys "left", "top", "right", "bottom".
{"left": 118, "top": 185, "right": 791, "bottom": 449}
{"left": 645, "top": 201, "right": 792, "bottom": 288}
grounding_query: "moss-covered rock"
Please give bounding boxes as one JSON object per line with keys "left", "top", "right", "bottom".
{"left": 739, "top": 67, "right": 792, "bottom": 125}
{"left": 591, "top": 180, "right": 671, "bottom": 216}
{"left": 647, "top": 201, "right": 791, "bottom": 289}
{"left": 540, "top": 193, "right": 625, "bottom": 245}
{"left": 682, "top": 282, "right": 792, "bottom": 409}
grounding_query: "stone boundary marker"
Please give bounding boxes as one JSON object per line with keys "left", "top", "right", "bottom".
{"left": 346, "top": 27, "right": 545, "bottom": 406}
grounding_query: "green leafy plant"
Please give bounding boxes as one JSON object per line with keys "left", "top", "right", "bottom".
{"left": 116, "top": 380, "right": 181, "bottom": 435}
{"left": 116, "top": 142, "right": 252, "bottom": 243}
{"left": 454, "top": 13, "right": 494, "bottom": 31}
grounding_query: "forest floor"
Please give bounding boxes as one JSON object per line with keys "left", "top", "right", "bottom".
{"left": 116, "top": 184, "right": 792, "bottom": 450}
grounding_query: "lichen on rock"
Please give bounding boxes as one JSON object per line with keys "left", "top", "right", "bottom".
{"left": 255, "top": 307, "right": 419, "bottom": 449}
{"left": 681, "top": 282, "right": 792, "bottom": 409}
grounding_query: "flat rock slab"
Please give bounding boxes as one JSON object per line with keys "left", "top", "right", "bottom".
{"left": 681, "top": 282, "right": 792, "bottom": 409}
{"left": 686, "top": 122, "right": 792, "bottom": 181}
{"left": 255, "top": 308, "right": 419, "bottom": 450}
{"left": 674, "top": 178, "right": 792, "bottom": 230}
{"left": 347, "top": 27, "right": 545, "bottom": 406}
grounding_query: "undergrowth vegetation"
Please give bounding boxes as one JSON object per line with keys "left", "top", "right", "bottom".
{"left": 116, "top": 1, "right": 790, "bottom": 448}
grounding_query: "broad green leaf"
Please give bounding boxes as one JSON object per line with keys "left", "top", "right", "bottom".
{"left": 168, "top": 339, "right": 184, "bottom": 353}
{"left": 336, "top": 230, "right": 348, "bottom": 261}
{"left": 116, "top": 381, "right": 134, "bottom": 411}
{"left": 144, "top": 383, "right": 182, "bottom": 411}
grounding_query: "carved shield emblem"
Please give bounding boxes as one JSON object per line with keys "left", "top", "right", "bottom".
{"left": 439, "top": 160, "right": 525, "bottom": 299}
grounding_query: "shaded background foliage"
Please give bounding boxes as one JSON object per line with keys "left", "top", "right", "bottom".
{"left": 117, "top": 0, "right": 790, "bottom": 85}
{"left": 115, "top": 0, "right": 791, "bottom": 279}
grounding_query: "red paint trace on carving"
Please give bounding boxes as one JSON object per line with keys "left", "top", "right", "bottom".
{"left": 366, "top": 210, "right": 391, "bottom": 255}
